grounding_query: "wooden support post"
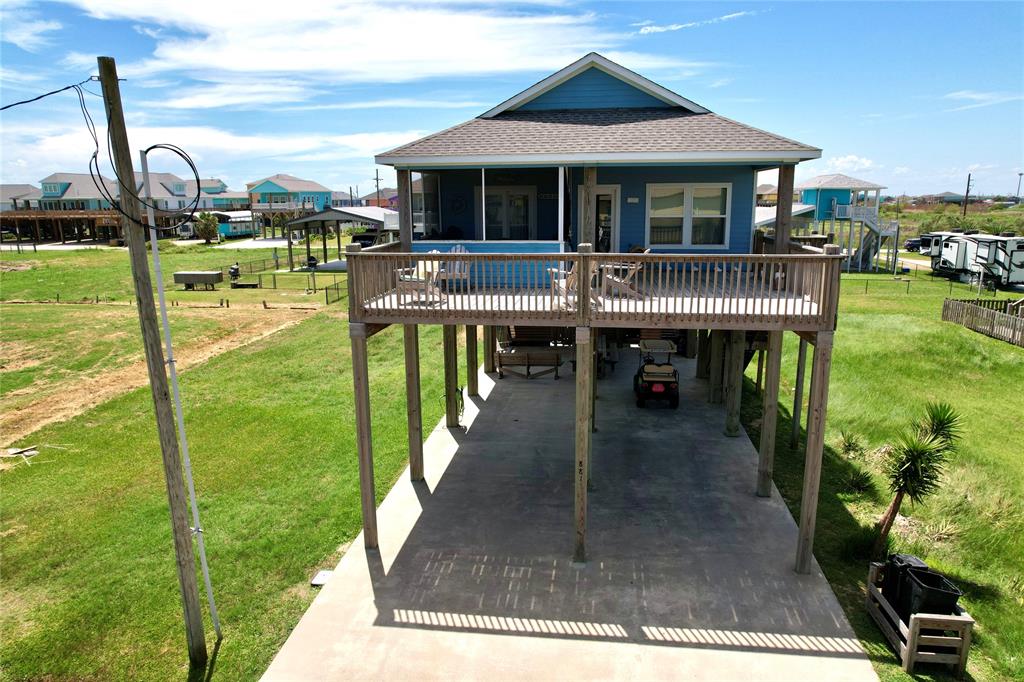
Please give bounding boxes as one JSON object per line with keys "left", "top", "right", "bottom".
{"left": 321, "top": 223, "right": 328, "bottom": 264}
{"left": 397, "top": 169, "right": 413, "bottom": 250}
{"left": 581, "top": 167, "right": 597, "bottom": 246}
{"left": 757, "top": 330, "right": 784, "bottom": 497}
{"left": 404, "top": 324, "right": 423, "bottom": 481}
{"left": 349, "top": 323, "right": 379, "bottom": 549}
{"left": 58, "top": 220, "right": 65, "bottom": 243}
{"left": 683, "top": 329, "right": 698, "bottom": 358}
{"left": 482, "top": 326, "right": 496, "bottom": 373}
{"left": 791, "top": 338, "right": 808, "bottom": 449}
{"left": 286, "top": 225, "right": 294, "bottom": 271}
{"left": 465, "top": 324, "right": 479, "bottom": 397}
{"left": 442, "top": 325, "right": 459, "bottom": 428}
{"left": 34, "top": 217, "right": 41, "bottom": 242}
{"left": 796, "top": 331, "right": 834, "bottom": 574}
{"left": 696, "top": 329, "right": 710, "bottom": 378}
{"left": 574, "top": 327, "right": 593, "bottom": 563}
{"left": 336, "top": 222, "right": 342, "bottom": 259}
{"left": 724, "top": 330, "right": 744, "bottom": 437}
{"left": 97, "top": 56, "right": 207, "bottom": 668}
{"left": 775, "top": 164, "right": 795, "bottom": 254}
{"left": 708, "top": 330, "right": 725, "bottom": 403}
{"left": 755, "top": 349, "right": 765, "bottom": 393}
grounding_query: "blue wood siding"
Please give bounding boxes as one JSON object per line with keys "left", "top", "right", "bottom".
{"left": 517, "top": 67, "right": 670, "bottom": 111}
{"left": 569, "top": 166, "right": 756, "bottom": 254}
{"left": 802, "top": 188, "right": 851, "bottom": 221}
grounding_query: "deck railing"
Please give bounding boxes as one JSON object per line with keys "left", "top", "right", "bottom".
{"left": 346, "top": 249, "right": 842, "bottom": 331}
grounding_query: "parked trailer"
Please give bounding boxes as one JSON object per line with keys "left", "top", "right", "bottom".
{"left": 974, "top": 234, "right": 1024, "bottom": 286}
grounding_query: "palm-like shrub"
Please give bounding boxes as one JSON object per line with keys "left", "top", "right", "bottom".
{"left": 872, "top": 402, "right": 962, "bottom": 559}
{"left": 194, "top": 212, "right": 219, "bottom": 244}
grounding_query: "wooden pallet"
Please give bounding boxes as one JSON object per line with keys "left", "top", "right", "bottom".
{"left": 865, "top": 562, "right": 973, "bottom": 677}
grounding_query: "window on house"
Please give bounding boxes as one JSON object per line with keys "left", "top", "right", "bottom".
{"left": 648, "top": 185, "right": 685, "bottom": 246}
{"left": 477, "top": 186, "right": 537, "bottom": 240}
{"left": 645, "top": 183, "right": 731, "bottom": 248}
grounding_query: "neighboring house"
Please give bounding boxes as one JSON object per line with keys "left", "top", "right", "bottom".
{"left": 246, "top": 173, "right": 332, "bottom": 211}
{"left": 0, "top": 184, "right": 41, "bottom": 211}
{"left": 756, "top": 183, "right": 777, "bottom": 204}
{"left": 920, "top": 191, "right": 965, "bottom": 205}
{"left": 360, "top": 187, "right": 398, "bottom": 208}
{"left": 184, "top": 178, "right": 250, "bottom": 209}
{"left": 331, "top": 191, "right": 355, "bottom": 207}
{"left": 347, "top": 52, "right": 838, "bottom": 577}
{"left": 38, "top": 172, "right": 118, "bottom": 210}
{"left": 212, "top": 210, "right": 256, "bottom": 238}
{"left": 796, "top": 173, "right": 886, "bottom": 222}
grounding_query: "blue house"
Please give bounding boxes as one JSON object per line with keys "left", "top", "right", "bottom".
{"left": 796, "top": 173, "right": 886, "bottom": 222}
{"left": 246, "top": 174, "right": 332, "bottom": 212}
{"left": 376, "top": 52, "right": 820, "bottom": 257}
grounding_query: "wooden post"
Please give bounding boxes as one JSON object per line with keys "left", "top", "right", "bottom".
{"left": 708, "top": 330, "right": 725, "bottom": 403}
{"left": 443, "top": 325, "right": 459, "bottom": 428}
{"left": 321, "top": 223, "right": 328, "bottom": 264}
{"left": 755, "top": 349, "right": 765, "bottom": 393}
{"left": 790, "top": 338, "right": 808, "bottom": 448}
{"left": 757, "top": 330, "right": 784, "bottom": 497}
{"left": 724, "top": 330, "right": 744, "bottom": 437}
{"left": 696, "top": 329, "right": 710, "bottom": 378}
{"left": 286, "top": 223, "right": 294, "bottom": 271}
{"left": 336, "top": 222, "right": 342, "bottom": 259}
{"left": 581, "top": 167, "right": 597, "bottom": 246}
{"left": 349, "top": 323, "right": 379, "bottom": 549}
{"left": 465, "top": 324, "right": 479, "bottom": 397}
{"left": 775, "top": 164, "right": 795, "bottom": 254}
{"left": 574, "top": 326, "right": 593, "bottom": 563}
{"left": 97, "top": 56, "right": 207, "bottom": 668}
{"left": 58, "top": 220, "right": 65, "bottom": 243}
{"left": 683, "top": 329, "right": 698, "bottom": 358}
{"left": 796, "top": 331, "right": 834, "bottom": 574}
{"left": 404, "top": 324, "right": 423, "bottom": 481}
{"left": 482, "top": 326, "right": 496, "bottom": 373}
{"left": 397, "top": 169, "right": 413, "bottom": 249}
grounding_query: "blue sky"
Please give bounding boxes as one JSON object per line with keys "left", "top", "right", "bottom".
{"left": 1, "top": 1, "right": 1021, "bottom": 196}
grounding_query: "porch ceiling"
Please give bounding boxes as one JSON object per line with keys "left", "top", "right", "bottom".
{"left": 263, "top": 358, "right": 874, "bottom": 681}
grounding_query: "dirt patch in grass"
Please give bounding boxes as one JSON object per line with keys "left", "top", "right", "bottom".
{"left": 0, "top": 260, "right": 38, "bottom": 272}
{"left": 0, "top": 341, "right": 42, "bottom": 372}
{"left": 1, "top": 310, "right": 313, "bottom": 446}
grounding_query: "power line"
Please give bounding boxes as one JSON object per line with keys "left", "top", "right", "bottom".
{"left": 0, "top": 77, "right": 98, "bottom": 111}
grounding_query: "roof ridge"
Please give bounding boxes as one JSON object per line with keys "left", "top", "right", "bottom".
{"left": 705, "top": 112, "right": 820, "bottom": 152}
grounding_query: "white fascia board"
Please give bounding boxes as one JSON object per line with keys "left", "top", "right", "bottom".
{"left": 376, "top": 149, "right": 822, "bottom": 168}
{"left": 480, "top": 53, "right": 710, "bottom": 118}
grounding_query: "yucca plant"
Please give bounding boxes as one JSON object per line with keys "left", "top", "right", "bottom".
{"left": 917, "top": 401, "right": 963, "bottom": 450}
{"left": 872, "top": 431, "right": 948, "bottom": 559}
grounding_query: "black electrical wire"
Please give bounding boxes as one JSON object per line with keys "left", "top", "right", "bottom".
{"left": 0, "top": 77, "right": 97, "bottom": 111}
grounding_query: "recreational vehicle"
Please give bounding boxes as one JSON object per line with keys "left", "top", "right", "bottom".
{"left": 935, "top": 235, "right": 981, "bottom": 280}
{"left": 974, "top": 234, "right": 1024, "bottom": 286}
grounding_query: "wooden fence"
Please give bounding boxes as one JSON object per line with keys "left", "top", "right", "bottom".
{"left": 942, "top": 298, "right": 1024, "bottom": 347}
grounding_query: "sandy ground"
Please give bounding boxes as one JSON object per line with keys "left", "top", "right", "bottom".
{"left": 0, "top": 308, "right": 313, "bottom": 448}
{"left": 0, "top": 240, "right": 121, "bottom": 252}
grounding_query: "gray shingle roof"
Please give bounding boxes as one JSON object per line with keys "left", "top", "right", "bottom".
{"left": 377, "top": 109, "right": 819, "bottom": 164}
{"left": 246, "top": 173, "right": 331, "bottom": 193}
{"left": 795, "top": 173, "right": 885, "bottom": 191}
{"left": 0, "top": 184, "right": 41, "bottom": 201}
{"left": 39, "top": 172, "right": 118, "bottom": 199}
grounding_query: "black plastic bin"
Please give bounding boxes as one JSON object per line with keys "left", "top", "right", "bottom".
{"left": 905, "top": 567, "right": 962, "bottom": 617}
{"left": 884, "top": 554, "right": 928, "bottom": 619}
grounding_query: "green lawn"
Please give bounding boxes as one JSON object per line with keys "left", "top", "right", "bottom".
{"left": 743, "top": 273, "right": 1023, "bottom": 681}
{"left": 0, "top": 315, "right": 477, "bottom": 680}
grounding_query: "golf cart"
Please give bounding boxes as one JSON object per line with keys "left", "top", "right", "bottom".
{"left": 633, "top": 339, "right": 679, "bottom": 408}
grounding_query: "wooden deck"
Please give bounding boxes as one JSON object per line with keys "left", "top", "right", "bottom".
{"left": 348, "top": 248, "right": 842, "bottom": 331}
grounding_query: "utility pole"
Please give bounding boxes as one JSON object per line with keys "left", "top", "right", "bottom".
{"left": 348, "top": 185, "right": 354, "bottom": 207}
{"left": 97, "top": 56, "right": 208, "bottom": 668}
{"left": 962, "top": 173, "right": 971, "bottom": 217}
{"left": 1016, "top": 172, "right": 1022, "bottom": 204}
{"left": 374, "top": 168, "right": 382, "bottom": 207}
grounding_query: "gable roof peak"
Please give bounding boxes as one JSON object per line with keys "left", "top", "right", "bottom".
{"left": 480, "top": 52, "right": 710, "bottom": 119}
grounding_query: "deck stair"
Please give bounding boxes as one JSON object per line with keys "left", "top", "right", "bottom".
{"left": 836, "top": 204, "right": 899, "bottom": 271}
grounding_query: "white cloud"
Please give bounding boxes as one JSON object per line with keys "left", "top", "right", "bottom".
{"left": 708, "top": 78, "right": 733, "bottom": 89}
{"left": 50, "top": 0, "right": 692, "bottom": 85}
{"left": 140, "top": 83, "right": 309, "bottom": 110}
{"left": 893, "top": 166, "right": 910, "bottom": 176}
{"left": 637, "top": 10, "right": 758, "bottom": 35}
{"left": 0, "top": 3, "right": 62, "bottom": 52}
{"left": 822, "top": 155, "right": 877, "bottom": 174}
{"left": 0, "top": 117, "right": 425, "bottom": 185}
{"left": 943, "top": 90, "right": 1024, "bottom": 111}
{"left": 280, "top": 99, "right": 487, "bottom": 112}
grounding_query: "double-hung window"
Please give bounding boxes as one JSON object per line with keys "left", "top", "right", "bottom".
{"left": 645, "top": 183, "right": 731, "bottom": 248}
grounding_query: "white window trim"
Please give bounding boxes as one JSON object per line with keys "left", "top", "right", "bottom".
{"left": 576, "top": 184, "right": 621, "bottom": 253}
{"left": 644, "top": 182, "right": 732, "bottom": 250}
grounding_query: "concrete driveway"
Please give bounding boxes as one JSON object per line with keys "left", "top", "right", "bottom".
{"left": 263, "top": 352, "right": 876, "bottom": 681}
